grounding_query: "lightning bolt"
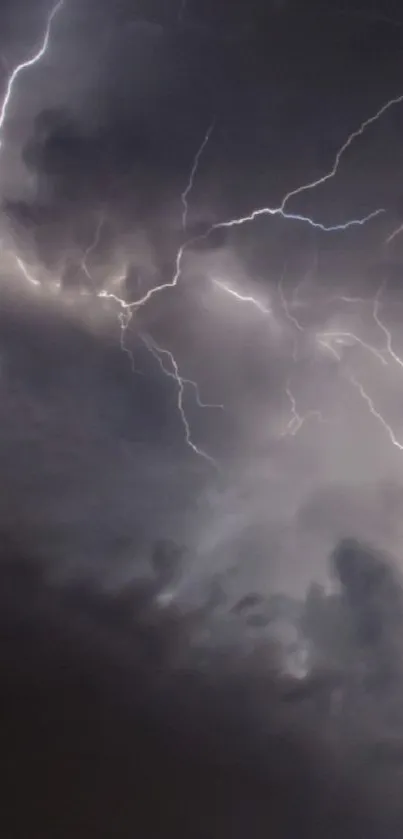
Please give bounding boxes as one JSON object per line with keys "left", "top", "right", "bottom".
{"left": 385, "top": 222, "right": 403, "bottom": 244}
{"left": 212, "top": 277, "right": 272, "bottom": 315}
{"left": 277, "top": 272, "right": 308, "bottom": 362}
{"left": 372, "top": 284, "right": 403, "bottom": 371}
{"left": 333, "top": 283, "right": 403, "bottom": 372}
{"left": 281, "top": 384, "right": 326, "bottom": 438}
{"left": 97, "top": 123, "right": 220, "bottom": 463}
{"left": 0, "top": 0, "right": 64, "bottom": 151}
{"left": 81, "top": 211, "right": 106, "bottom": 282}
{"left": 204, "top": 92, "right": 403, "bottom": 237}
{"left": 349, "top": 374, "right": 403, "bottom": 451}
{"left": 102, "top": 90, "right": 403, "bottom": 324}
{"left": 141, "top": 333, "right": 217, "bottom": 466}
{"left": 181, "top": 123, "right": 214, "bottom": 230}
{"left": 15, "top": 255, "right": 40, "bottom": 287}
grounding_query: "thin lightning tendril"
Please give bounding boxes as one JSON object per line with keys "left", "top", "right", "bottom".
{"left": 82, "top": 211, "right": 106, "bottom": 282}
{"left": 141, "top": 334, "right": 217, "bottom": 465}
{"left": 372, "top": 285, "right": 403, "bottom": 370}
{"left": 349, "top": 374, "right": 403, "bottom": 451}
{"left": 205, "top": 93, "right": 403, "bottom": 236}
{"left": 181, "top": 123, "right": 214, "bottom": 230}
{"left": 281, "top": 385, "right": 325, "bottom": 437}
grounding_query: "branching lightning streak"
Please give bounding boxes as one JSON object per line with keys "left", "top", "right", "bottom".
{"left": 0, "top": 0, "right": 63, "bottom": 151}
{"left": 98, "top": 124, "right": 219, "bottom": 463}
{"left": 206, "top": 92, "right": 403, "bottom": 236}
{"left": 281, "top": 385, "right": 325, "bottom": 437}
{"left": 141, "top": 334, "right": 217, "bottom": 465}
{"left": 181, "top": 123, "right": 214, "bottom": 230}
{"left": 118, "top": 309, "right": 138, "bottom": 374}
{"left": 142, "top": 333, "right": 222, "bottom": 411}
{"left": 333, "top": 284, "right": 403, "bottom": 372}
{"left": 5, "top": 5, "right": 403, "bottom": 469}
{"left": 211, "top": 206, "right": 384, "bottom": 233}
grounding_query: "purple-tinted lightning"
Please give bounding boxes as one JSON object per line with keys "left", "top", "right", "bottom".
{"left": 205, "top": 92, "right": 403, "bottom": 238}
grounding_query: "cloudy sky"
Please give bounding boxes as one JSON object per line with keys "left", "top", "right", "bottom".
{"left": 0, "top": 0, "right": 403, "bottom": 597}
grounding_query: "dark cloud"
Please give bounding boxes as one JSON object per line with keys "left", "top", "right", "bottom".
{"left": 0, "top": 541, "right": 389, "bottom": 838}
{"left": 2, "top": 2, "right": 403, "bottom": 834}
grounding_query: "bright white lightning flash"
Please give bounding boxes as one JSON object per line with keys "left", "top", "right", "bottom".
{"left": 207, "top": 92, "right": 403, "bottom": 236}
{"left": 0, "top": 0, "right": 63, "bottom": 151}
{"left": 212, "top": 277, "right": 272, "bottom": 315}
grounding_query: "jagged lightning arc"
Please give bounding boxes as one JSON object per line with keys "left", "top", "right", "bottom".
{"left": 208, "top": 91, "right": 403, "bottom": 235}
{"left": 0, "top": 0, "right": 63, "bottom": 151}
{"left": 141, "top": 333, "right": 218, "bottom": 465}
{"left": 99, "top": 124, "right": 220, "bottom": 464}
{"left": 349, "top": 374, "right": 403, "bottom": 451}
{"left": 123, "top": 88, "right": 403, "bottom": 323}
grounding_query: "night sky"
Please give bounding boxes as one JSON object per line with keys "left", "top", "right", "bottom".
{"left": 1, "top": 1, "right": 403, "bottom": 835}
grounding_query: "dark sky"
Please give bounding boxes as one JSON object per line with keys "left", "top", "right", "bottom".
{"left": 1, "top": 1, "right": 403, "bottom": 836}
